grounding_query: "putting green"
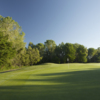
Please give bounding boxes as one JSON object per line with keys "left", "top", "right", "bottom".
{"left": 0, "top": 63, "right": 100, "bottom": 100}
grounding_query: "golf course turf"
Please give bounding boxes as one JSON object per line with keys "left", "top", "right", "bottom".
{"left": 0, "top": 63, "right": 100, "bottom": 100}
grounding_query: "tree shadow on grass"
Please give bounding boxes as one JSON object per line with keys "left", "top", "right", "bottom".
{"left": 0, "top": 69, "right": 21, "bottom": 73}
{"left": 1, "top": 69, "right": 100, "bottom": 100}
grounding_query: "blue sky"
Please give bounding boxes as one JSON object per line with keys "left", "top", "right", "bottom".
{"left": 1, "top": 0, "right": 100, "bottom": 49}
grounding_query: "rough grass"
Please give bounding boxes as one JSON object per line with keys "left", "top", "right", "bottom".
{"left": 0, "top": 63, "right": 100, "bottom": 100}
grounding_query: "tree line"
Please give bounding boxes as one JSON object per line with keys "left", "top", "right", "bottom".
{"left": 0, "top": 15, "right": 100, "bottom": 69}
{"left": 29, "top": 41, "right": 99, "bottom": 63}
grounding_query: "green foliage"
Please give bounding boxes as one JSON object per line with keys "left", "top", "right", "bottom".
{"left": 1, "top": 15, "right": 100, "bottom": 70}
{"left": 52, "top": 56, "right": 60, "bottom": 63}
{"left": 0, "top": 15, "right": 26, "bottom": 67}
{"left": 64, "top": 43, "right": 76, "bottom": 62}
{"left": 44, "top": 40, "right": 56, "bottom": 62}
{"left": 56, "top": 43, "right": 65, "bottom": 63}
{"left": 44, "top": 40, "right": 56, "bottom": 54}
{"left": 88, "top": 48, "right": 96, "bottom": 62}
{"left": 36, "top": 43, "right": 45, "bottom": 57}
{"left": 91, "top": 50, "right": 100, "bottom": 62}
{"left": 0, "top": 32, "right": 16, "bottom": 68}
{"left": 0, "top": 15, "right": 26, "bottom": 49}
{"left": 27, "top": 46, "right": 42, "bottom": 65}
{"left": 76, "top": 45, "right": 88, "bottom": 62}
{"left": 28, "top": 42, "right": 35, "bottom": 48}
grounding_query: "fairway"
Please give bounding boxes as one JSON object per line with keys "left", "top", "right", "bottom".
{"left": 1, "top": 63, "right": 100, "bottom": 100}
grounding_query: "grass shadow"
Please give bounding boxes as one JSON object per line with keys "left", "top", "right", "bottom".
{"left": 0, "top": 68, "right": 21, "bottom": 74}
{"left": 1, "top": 68, "right": 100, "bottom": 100}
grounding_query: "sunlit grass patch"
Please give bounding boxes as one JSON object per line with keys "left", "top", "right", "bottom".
{"left": 0, "top": 63, "right": 100, "bottom": 100}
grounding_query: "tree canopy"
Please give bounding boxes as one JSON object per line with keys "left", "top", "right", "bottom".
{"left": 0, "top": 15, "right": 100, "bottom": 70}
{"left": 0, "top": 32, "right": 16, "bottom": 68}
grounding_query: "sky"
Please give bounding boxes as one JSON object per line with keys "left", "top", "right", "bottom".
{"left": 0, "top": 0, "right": 100, "bottom": 49}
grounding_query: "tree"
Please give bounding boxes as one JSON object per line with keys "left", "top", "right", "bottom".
{"left": 0, "top": 32, "right": 16, "bottom": 68}
{"left": 76, "top": 45, "right": 88, "bottom": 63}
{"left": 27, "top": 46, "right": 42, "bottom": 65}
{"left": 36, "top": 43, "right": 45, "bottom": 57}
{"left": 0, "top": 15, "right": 26, "bottom": 66}
{"left": 73, "top": 43, "right": 80, "bottom": 62}
{"left": 53, "top": 46, "right": 61, "bottom": 63}
{"left": 64, "top": 43, "right": 76, "bottom": 62}
{"left": 91, "top": 48, "right": 100, "bottom": 62}
{"left": 88, "top": 48, "right": 96, "bottom": 62}
{"left": 44, "top": 40, "right": 56, "bottom": 62}
{"left": 44, "top": 40, "right": 56, "bottom": 52}
{"left": 28, "top": 42, "right": 35, "bottom": 48}
{"left": 20, "top": 49, "right": 30, "bottom": 66}
{"left": 57, "top": 42, "right": 65, "bottom": 63}
{"left": 0, "top": 15, "right": 26, "bottom": 49}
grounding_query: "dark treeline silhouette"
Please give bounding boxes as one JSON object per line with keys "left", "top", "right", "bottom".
{"left": 0, "top": 15, "right": 100, "bottom": 69}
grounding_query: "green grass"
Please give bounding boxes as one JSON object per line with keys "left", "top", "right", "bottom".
{"left": 0, "top": 63, "right": 100, "bottom": 100}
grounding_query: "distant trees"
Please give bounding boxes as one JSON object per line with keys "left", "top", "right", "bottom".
{"left": 36, "top": 43, "right": 45, "bottom": 57}
{"left": 27, "top": 46, "right": 42, "bottom": 65}
{"left": 1, "top": 15, "right": 100, "bottom": 70}
{"left": 90, "top": 47, "right": 100, "bottom": 62}
{"left": 64, "top": 43, "right": 76, "bottom": 62}
{"left": 43, "top": 40, "right": 56, "bottom": 62}
{"left": 24, "top": 40, "right": 100, "bottom": 64}
{"left": 76, "top": 45, "right": 88, "bottom": 62}
{"left": 88, "top": 48, "right": 96, "bottom": 62}
{"left": 53, "top": 43, "right": 76, "bottom": 63}
{"left": 57, "top": 42, "right": 65, "bottom": 63}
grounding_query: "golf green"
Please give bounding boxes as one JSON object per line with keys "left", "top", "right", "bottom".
{"left": 0, "top": 63, "right": 100, "bottom": 100}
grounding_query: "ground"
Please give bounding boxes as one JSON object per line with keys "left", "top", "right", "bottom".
{"left": 0, "top": 63, "right": 100, "bottom": 100}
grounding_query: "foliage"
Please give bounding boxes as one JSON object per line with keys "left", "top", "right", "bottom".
{"left": 0, "top": 32, "right": 16, "bottom": 68}
{"left": 64, "top": 43, "right": 76, "bottom": 62}
{"left": 27, "top": 46, "right": 42, "bottom": 65}
{"left": 36, "top": 43, "right": 45, "bottom": 57}
{"left": 88, "top": 48, "right": 96, "bottom": 62}
{"left": 76, "top": 45, "right": 88, "bottom": 62}
{"left": 0, "top": 15, "right": 26, "bottom": 67}
{"left": 44, "top": 40, "right": 56, "bottom": 62}
{"left": 1, "top": 15, "right": 100, "bottom": 70}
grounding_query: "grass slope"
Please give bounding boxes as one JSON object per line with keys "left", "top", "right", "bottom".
{"left": 0, "top": 63, "right": 100, "bottom": 100}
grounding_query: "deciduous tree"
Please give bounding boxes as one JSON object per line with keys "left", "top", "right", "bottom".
{"left": 0, "top": 32, "right": 16, "bottom": 68}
